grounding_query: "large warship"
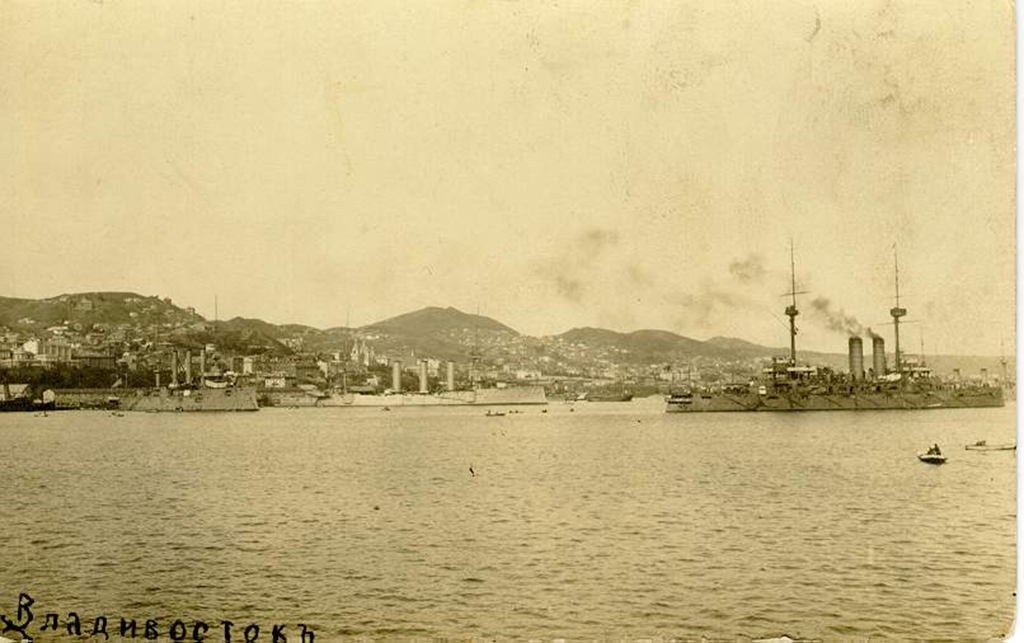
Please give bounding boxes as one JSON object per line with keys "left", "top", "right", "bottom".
{"left": 666, "top": 247, "right": 1004, "bottom": 413}
{"left": 317, "top": 358, "right": 547, "bottom": 407}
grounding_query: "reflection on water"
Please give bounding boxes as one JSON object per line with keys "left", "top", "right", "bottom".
{"left": 0, "top": 400, "right": 1015, "bottom": 641}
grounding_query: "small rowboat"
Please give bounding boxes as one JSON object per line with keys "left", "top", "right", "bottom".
{"left": 918, "top": 453, "right": 947, "bottom": 464}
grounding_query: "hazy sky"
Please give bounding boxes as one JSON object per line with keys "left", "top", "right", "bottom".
{"left": 1, "top": 1, "right": 1015, "bottom": 354}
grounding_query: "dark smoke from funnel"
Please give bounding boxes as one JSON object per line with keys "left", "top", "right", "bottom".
{"left": 809, "top": 297, "right": 865, "bottom": 337}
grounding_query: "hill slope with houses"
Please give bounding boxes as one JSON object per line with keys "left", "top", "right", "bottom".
{"left": 0, "top": 292, "right": 1010, "bottom": 381}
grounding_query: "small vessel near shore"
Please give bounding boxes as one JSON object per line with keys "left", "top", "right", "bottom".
{"left": 0, "top": 383, "right": 57, "bottom": 412}
{"left": 1, "top": 397, "right": 57, "bottom": 413}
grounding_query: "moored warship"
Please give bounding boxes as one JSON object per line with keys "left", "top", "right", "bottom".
{"left": 121, "top": 348, "right": 258, "bottom": 412}
{"left": 122, "top": 386, "right": 259, "bottom": 412}
{"left": 317, "top": 358, "right": 547, "bottom": 407}
{"left": 318, "top": 387, "right": 548, "bottom": 407}
{"left": 666, "top": 248, "right": 1004, "bottom": 413}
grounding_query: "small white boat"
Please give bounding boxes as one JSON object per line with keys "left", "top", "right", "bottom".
{"left": 918, "top": 452, "right": 947, "bottom": 464}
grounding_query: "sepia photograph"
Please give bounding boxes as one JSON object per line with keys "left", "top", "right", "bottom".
{"left": 0, "top": 1, "right": 1016, "bottom": 641}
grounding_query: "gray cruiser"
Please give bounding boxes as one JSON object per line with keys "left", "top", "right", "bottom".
{"left": 318, "top": 358, "right": 547, "bottom": 407}
{"left": 125, "top": 348, "right": 259, "bottom": 412}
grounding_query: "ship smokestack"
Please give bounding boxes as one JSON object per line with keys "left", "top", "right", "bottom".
{"left": 392, "top": 360, "right": 402, "bottom": 393}
{"left": 446, "top": 361, "right": 455, "bottom": 391}
{"left": 953, "top": 368, "right": 961, "bottom": 381}
{"left": 981, "top": 368, "right": 988, "bottom": 384}
{"left": 872, "top": 336, "right": 886, "bottom": 378}
{"left": 200, "top": 350, "right": 206, "bottom": 381}
{"left": 848, "top": 337, "right": 864, "bottom": 381}
{"left": 185, "top": 350, "right": 193, "bottom": 385}
{"left": 171, "top": 351, "right": 179, "bottom": 387}
{"left": 419, "top": 360, "right": 428, "bottom": 394}
{"left": 155, "top": 371, "right": 161, "bottom": 388}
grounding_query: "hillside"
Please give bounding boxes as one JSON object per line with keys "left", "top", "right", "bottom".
{"left": 359, "top": 306, "right": 517, "bottom": 362}
{"left": 363, "top": 306, "right": 516, "bottom": 336}
{"left": 556, "top": 327, "right": 716, "bottom": 363}
{"left": 219, "top": 317, "right": 291, "bottom": 339}
{"left": 0, "top": 294, "right": 294, "bottom": 356}
{"left": 704, "top": 336, "right": 777, "bottom": 357}
{"left": 0, "top": 292, "right": 198, "bottom": 329}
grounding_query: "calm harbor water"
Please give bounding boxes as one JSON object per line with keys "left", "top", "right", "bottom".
{"left": 1, "top": 400, "right": 1016, "bottom": 641}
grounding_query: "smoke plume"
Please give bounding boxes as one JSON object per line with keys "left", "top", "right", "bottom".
{"left": 809, "top": 297, "right": 865, "bottom": 336}
{"left": 668, "top": 284, "right": 747, "bottom": 327}
{"left": 536, "top": 227, "right": 621, "bottom": 303}
{"left": 728, "top": 253, "right": 767, "bottom": 283}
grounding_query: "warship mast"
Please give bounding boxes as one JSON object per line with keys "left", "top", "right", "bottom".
{"left": 890, "top": 246, "right": 907, "bottom": 373}
{"left": 784, "top": 240, "right": 801, "bottom": 366}
{"left": 469, "top": 303, "right": 482, "bottom": 386}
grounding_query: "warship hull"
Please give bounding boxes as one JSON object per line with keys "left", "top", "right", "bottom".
{"left": 318, "top": 386, "right": 548, "bottom": 407}
{"left": 121, "top": 387, "right": 260, "bottom": 412}
{"left": 258, "top": 389, "right": 325, "bottom": 407}
{"left": 666, "top": 388, "right": 1004, "bottom": 412}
